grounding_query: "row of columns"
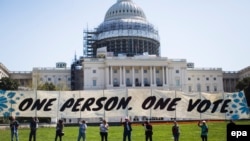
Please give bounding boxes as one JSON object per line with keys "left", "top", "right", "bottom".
{"left": 106, "top": 66, "right": 170, "bottom": 88}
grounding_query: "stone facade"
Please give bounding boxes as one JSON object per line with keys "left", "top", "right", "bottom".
{"left": 187, "top": 68, "right": 223, "bottom": 93}
{"left": 0, "top": 63, "right": 10, "bottom": 79}
{"left": 82, "top": 56, "right": 224, "bottom": 93}
{"left": 32, "top": 67, "right": 71, "bottom": 90}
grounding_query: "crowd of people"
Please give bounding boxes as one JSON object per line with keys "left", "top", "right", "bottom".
{"left": 7, "top": 116, "right": 236, "bottom": 141}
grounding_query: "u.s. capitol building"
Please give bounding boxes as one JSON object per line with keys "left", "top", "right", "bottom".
{"left": 1, "top": 0, "right": 249, "bottom": 93}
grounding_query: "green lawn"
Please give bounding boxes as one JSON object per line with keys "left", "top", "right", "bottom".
{"left": 0, "top": 120, "right": 249, "bottom": 141}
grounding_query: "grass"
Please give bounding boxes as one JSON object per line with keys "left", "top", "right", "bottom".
{"left": 0, "top": 120, "right": 250, "bottom": 141}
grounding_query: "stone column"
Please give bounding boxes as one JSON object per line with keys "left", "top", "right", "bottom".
{"left": 106, "top": 66, "right": 109, "bottom": 87}
{"left": 119, "top": 66, "right": 122, "bottom": 86}
{"left": 162, "top": 66, "right": 165, "bottom": 85}
{"left": 132, "top": 66, "right": 135, "bottom": 87}
{"left": 150, "top": 66, "right": 153, "bottom": 86}
{"left": 153, "top": 66, "right": 156, "bottom": 86}
{"left": 165, "top": 67, "right": 169, "bottom": 86}
{"left": 123, "top": 66, "right": 126, "bottom": 86}
{"left": 110, "top": 66, "right": 113, "bottom": 87}
{"left": 141, "top": 66, "right": 144, "bottom": 87}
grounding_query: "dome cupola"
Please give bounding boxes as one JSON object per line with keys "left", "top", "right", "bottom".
{"left": 104, "top": 0, "right": 146, "bottom": 21}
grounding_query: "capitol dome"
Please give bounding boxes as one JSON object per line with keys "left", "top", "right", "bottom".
{"left": 88, "top": 0, "right": 160, "bottom": 57}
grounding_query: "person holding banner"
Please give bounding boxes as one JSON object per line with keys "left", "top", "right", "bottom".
{"left": 55, "top": 119, "right": 64, "bottom": 141}
{"left": 172, "top": 121, "right": 180, "bottom": 141}
{"left": 29, "top": 117, "right": 39, "bottom": 141}
{"left": 121, "top": 117, "right": 132, "bottom": 141}
{"left": 9, "top": 116, "right": 19, "bottom": 141}
{"left": 198, "top": 120, "right": 208, "bottom": 141}
{"left": 100, "top": 119, "right": 109, "bottom": 141}
{"left": 142, "top": 121, "right": 153, "bottom": 141}
{"left": 78, "top": 120, "right": 87, "bottom": 141}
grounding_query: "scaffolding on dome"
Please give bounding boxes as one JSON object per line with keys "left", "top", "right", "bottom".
{"left": 96, "top": 19, "right": 159, "bottom": 35}
{"left": 83, "top": 20, "right": 160, "bottom": 58}
{"left": 83, "top": 29, "right": 97, "bottom": 58}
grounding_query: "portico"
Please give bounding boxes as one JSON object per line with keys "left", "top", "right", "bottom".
{"left": 83, "top": 56, "right": 187, "bottom": 91}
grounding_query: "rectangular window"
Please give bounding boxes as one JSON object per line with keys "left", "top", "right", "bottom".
{"left": 176, "top": 70, "right": 179, "bottom": 73}
{"left": 207, "top": 86, "right": 210, "bottom": 92}
{"left": 144, "top": 70, "right": 147, "bottom": 73}
{"left": 156, "top": 78, "right": 162, "bottom": 86}
{"left": 113, "top": 78, "right": 119, "bottom": 86}
{"left": 126, "top": 70, "right": 130, "bottom": 73}
{"left": 93, "top": 70, "right": 96, "bottom": 73}
{"left": 214, "top": 86, "right": 217, "bottom": 92}
{"left": 188, "top": 77, "right": 191, "bottom": 81}
{"left": 126, "top": 78, "right": 130, "bottom": 85}
{"left": 156, "top": 70, "right": 159, "bottom": 73}
{"left": 189, "top": 86, "right": 192, "bottom": 92}
{"left": 206, "top": 77, "right": 209, "bottom": 81}
{"left": 176, "top": 79, "right": 180, "bottom": 86}
{"left": 144, "top": 78, "right": 149, "bottom": 86}
{"left": 214, "top": 77, "right": 216, "bottom": 81}
{"left": 93, "top": 80, "right": 97, "bottom": 86}
{"left": 197, "top": 84, "right": 201, "bottom": 92}
{"left": 114, "top": 70, "right": 117, "bottom": 73}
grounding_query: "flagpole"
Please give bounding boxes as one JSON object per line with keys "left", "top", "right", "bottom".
{"left": 198, "top": 83, "right": 201, "bottom": 120}
{"left": 150, "top": 88, "right": 152, "bottom": 120}
{"left": 103, "top": 89, "right": 106, "bottom": 120}
{"left": 175, "top": 90, "right": 177, "bottom": 120}
{"left": 79, "top": 90, "right": 81, "bottom": 120}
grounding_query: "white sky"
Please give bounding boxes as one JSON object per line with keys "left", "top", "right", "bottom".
{"left": 1, "top": 0, "right": 249, "bottom": 72}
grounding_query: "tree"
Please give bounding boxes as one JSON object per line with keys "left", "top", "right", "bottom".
{"left": 37, "top": 82, "right": 56, "bottom": 91}
{"left": 0, "top": 77, "right": 19, "bottom": 90}
{"left": 236, "top": 77, "right": 250, "bottom": 106}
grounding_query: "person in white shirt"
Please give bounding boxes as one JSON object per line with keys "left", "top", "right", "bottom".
{"left": 100, "top": 120, "right": 109, "bottom": 141}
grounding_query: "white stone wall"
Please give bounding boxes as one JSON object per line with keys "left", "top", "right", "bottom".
{"left": 83, "top": 59, "right": 106, "bottom": 89}
{"left": 82, "top": 56, "right": 188, "bottom": 91}
{"left": 186, "top": 68, "right": 223, "bottom": 93}
{"left": 32, "top": 68, "right": 71, "bottom": 90}
{"left": 1, "top": 59, "right": 224, "bottom": 93}
{"left": 239, "top": 66, "right": 250, "bottom": 80}
{"left": 0, "top": 63, "right": 10, "bottom": 79}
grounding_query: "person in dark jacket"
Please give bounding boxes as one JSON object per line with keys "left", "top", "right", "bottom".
{"left": 29, "top": 117, "right": 39, "bottom": 141}
{"left": 55, "top": 119, "right": 64, "bottom": 141}
{"left": 172, "top": 121, "right": 180, "bottom": 141}
{"left": 9, "top": 116, "right": 19, "bottom": 141}
{"left": 121, "top": 117, "right": 132, "bottom": 141}
{"left": 142, "top": 121, "right": 153, "bottom": 141}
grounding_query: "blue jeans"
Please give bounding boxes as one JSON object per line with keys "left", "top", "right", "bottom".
{"left": 78, "top": 132, "right": 86, "bottom": 141}
{"left": 11, "top": 131, "right": 19, "bottom": 141}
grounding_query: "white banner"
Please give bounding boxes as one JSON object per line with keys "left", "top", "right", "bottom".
{"left": 0, "top": 89, "right": 249, "bottom": 120}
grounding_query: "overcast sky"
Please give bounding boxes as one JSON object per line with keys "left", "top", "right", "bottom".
{"left": 1, "top": 0, "right": 249, "bottom": 72}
